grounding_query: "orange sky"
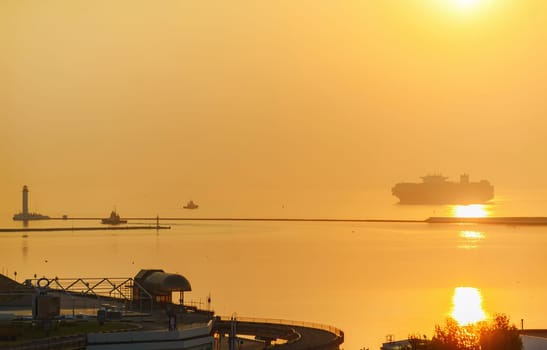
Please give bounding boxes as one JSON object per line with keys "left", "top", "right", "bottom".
{"left": 2, "top": 1, "right": 547, "bottom": 216}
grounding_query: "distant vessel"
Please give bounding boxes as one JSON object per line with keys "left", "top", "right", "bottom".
{"left": 12, "top": 185, "right": 50, "bottom": 221}
{"left": 392, "top": 174, "right": 494, "bottom": 204}
{"left": 183, "top": 200, "right": 199, "bottom": 209}
{"left": 101, "top": 210, "right": 127, "bottom": 225}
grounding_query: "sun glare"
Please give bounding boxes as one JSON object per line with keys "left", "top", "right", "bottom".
{"left": 438, "top": 0, "right": 490, "bottom": 16}
{"left": 454, "top": 0, "right": 479, "bottom": 8}
{"left": 451, "top": 287, "right": 487, "bottom": 325}
{"left": 453, "top": 205, "right": 488, "bottom": 218}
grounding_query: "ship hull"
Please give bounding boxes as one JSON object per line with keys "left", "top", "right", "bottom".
{"left": 101, "top": 219, "right": 128, "bottom": 225}
{"left": 392, "top": 182, "right": 494, "bottom": 205}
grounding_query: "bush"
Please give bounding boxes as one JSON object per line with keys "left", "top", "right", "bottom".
{"left": 427, "top": 314, "right": 522, "bottom": 350}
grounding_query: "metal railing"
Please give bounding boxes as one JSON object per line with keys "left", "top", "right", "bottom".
{"left": 25, "top": 277, "right": 156, "bottom": 314}
{"left": 218, "top": 315, "right": 344, "bottom": 338}
{"left": 31, "top": 277, "right": 134, "bottom": 300}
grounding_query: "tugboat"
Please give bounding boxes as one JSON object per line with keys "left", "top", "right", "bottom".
{"left": 392, "top": 174, "right": 494, "bottom": 204}
{"left": 183, "top": 200, "right": 199, "bottom": 209}
{"left": 101, "top": 210, "right": 127, "bottom": 225}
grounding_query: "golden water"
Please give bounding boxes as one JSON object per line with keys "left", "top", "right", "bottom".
{"left": 1, "top": 189, "right": 546, "bottom": 349}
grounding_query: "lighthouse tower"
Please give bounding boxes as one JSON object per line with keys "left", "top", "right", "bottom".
{"left": 22, "top": 185, "right": 29, "bottom": 217}
{"left": 13, "top": 185, "right": 49, "bottom": 221}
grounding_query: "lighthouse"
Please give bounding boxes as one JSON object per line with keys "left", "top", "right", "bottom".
{"left": 22, "top": 185, "right": 29, "bottom": 217}
{"left": 13, "top": 185, "right": 49, "bottom": 221}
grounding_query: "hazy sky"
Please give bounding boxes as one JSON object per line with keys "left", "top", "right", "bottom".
{"left": 2, "top": 0, "right": 547, "bottom": 216}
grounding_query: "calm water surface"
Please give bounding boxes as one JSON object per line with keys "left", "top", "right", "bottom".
{"left": 1, "top": 189, "right": 547, "bottom": 350}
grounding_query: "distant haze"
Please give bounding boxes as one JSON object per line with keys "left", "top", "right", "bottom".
{"left": 2, "top": 1, "right": 547, "bottom": 217}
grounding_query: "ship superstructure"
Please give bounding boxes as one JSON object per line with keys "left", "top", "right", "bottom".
{"left": 101, "top": 210, "right": 127, "bottom": 225}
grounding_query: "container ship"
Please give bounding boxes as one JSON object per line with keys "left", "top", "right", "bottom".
{"left": 392, "top": 174, "right": 494, "bottom": 204}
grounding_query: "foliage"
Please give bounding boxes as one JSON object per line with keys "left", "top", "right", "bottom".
{"left": 422, "top": 314, "right": 522, "bottom": 350}
{"left": 479, "top": 314, "right": 522, "bottom": 350}
{"left": 430, "top": 318, "right": 480, "bottom": 350}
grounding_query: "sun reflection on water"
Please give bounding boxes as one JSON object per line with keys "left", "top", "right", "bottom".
{"left": 452, "top": 204, "right": 489, "bottom": 218}
{"left": 460, "top": 230, "right": 484, "bottom": 239}
{"left": 451, "top": 287, "right": 487, "bottom": 325}
{"left": 458, "top": 230, "right": 485, "bottom": 249}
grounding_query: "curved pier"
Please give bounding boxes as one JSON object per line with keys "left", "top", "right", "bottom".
{"left": 214, "top": 316, "right": 344, "bottom": 350}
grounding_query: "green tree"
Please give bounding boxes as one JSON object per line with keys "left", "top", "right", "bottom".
{"left": 430, "top": 318, "right": 480, "bottom": 350}
{"left": 479, "top": 314, "right": 522, "bottom": 350}
{"left": 427, "top": 314, "right": 522, "bottom": 350}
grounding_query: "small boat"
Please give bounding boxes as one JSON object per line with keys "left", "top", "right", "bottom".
{"left": 101, "top": 210, "right": 127, "bottom": 225}
{"left": 183, "top": 200, "right": 199, "bottom": 209}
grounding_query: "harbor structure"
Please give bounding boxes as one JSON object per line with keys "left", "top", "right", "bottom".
{"left": 12, "top": 185, "right": 49, "bottom": 221}
{"left": 0, "top": 270, "right": 344, "bottom": 350}
{"left": 87, "top": 321, "right": 215, "bottom": 350}
{"left": 22, "top": 185, "right": 28, "bottom": 216}
{"left": 133, "top": 269, "right": 192, "bottom": 306}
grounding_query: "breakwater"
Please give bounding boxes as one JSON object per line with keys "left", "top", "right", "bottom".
{"left": 53, "top": 216, "right": 547, "bottom": 225}
{"left": 4, "top": 216, "right": 547, "bottom": 233}
{"left": 50, "top": 217, "right": 424, "bottom": 223}
{"left": 425, "top": 216, "right": 547, "bottom": 225}
{"left": 0, "top": 225, "right": 170, "bottom": 233}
